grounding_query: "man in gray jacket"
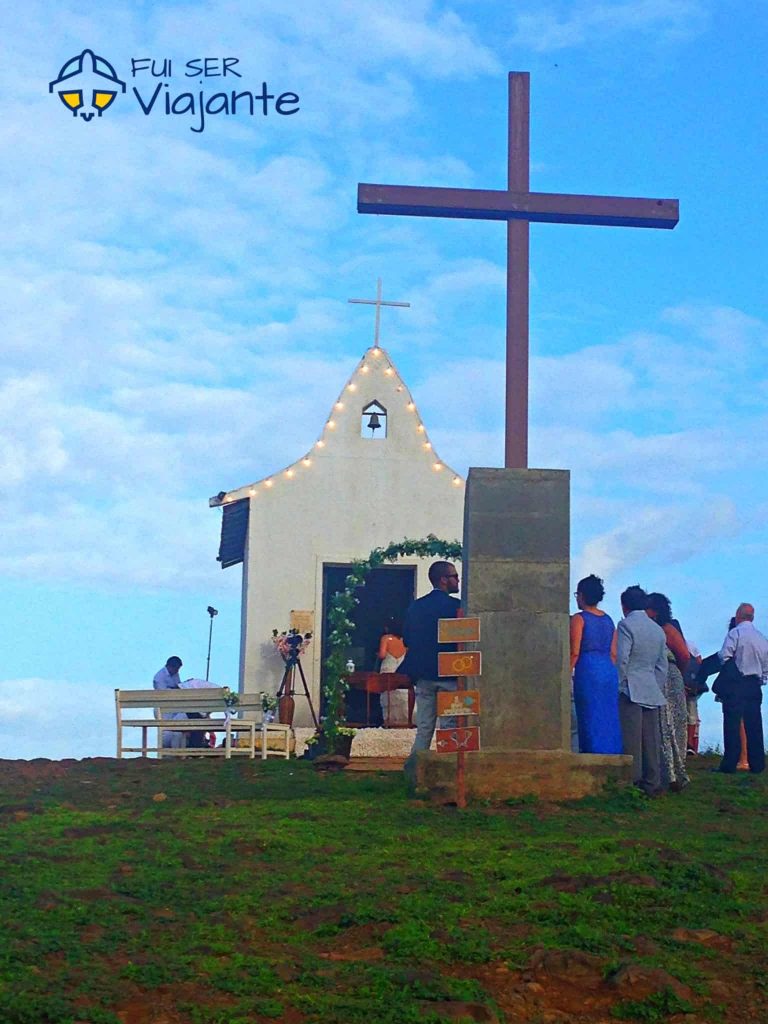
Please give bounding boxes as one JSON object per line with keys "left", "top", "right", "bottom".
{"left": 616, "top": 586, "right": 668, "bottom": 795}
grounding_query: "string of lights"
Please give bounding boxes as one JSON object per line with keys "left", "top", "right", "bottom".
{"left": 213, "top": 346, "right": 464, "bottom": 505}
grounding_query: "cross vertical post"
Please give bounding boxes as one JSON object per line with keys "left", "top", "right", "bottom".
{"left": 507, "top": 72, "right": 530, "bottom": 470}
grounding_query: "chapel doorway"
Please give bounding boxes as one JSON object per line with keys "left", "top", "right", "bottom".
{"left": 321, "top": 564, "right": 416, "bottom": 725}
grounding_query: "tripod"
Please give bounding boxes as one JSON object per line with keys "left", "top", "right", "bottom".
{"left": 276, "top": 654, "right": 319, "bottom": 728}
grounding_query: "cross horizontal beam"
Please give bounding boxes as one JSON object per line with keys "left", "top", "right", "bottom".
{"left": 358, "top": 183, "right": 679, "bottom": 230}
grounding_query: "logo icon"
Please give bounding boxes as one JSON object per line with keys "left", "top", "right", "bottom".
{"left": 49, "top": 49, "right": 126, "bottom": 121}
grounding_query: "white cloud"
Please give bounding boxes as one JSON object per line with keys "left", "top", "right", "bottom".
{"left": 536, "top": 423, "right": 759, "bottom": 496}
{"left": 360, "top": 7, "right": 500, "bottom": 76}
{"left": 511, "top": 0, "right": 709, "bottom": 52}
{"left": 0, "top": 678, "right": 117, "bottom": 759}
{"left": 575, "top": 497, "right": 737, "bottom": 579}
{"left": 357, "top": 149, "right": 476, "bottom": 190}
{"left": 0, "top": 497, "right": 217, "bottom": 589}
{"left": 661, "top": 302, "right": 767, "bottom": 356}
{"left": 405, "top": 260, "right": 507, "bottom": 332}
{"left": 0, "top": 344, "right": 361, "bottom": 589}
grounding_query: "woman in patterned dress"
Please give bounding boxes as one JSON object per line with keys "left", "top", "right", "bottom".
{"left": 646, "top": 593, "right": 690, "bottom": 791}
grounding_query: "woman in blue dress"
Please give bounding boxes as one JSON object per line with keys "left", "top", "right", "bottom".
{"left": 570, "top": 574, "right": 623, "bottom": 754}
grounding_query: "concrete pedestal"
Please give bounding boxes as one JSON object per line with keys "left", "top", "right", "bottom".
{"left": 416, "top": 749, "right": 633, "bottom": 802}
{"left": 416, "top": 468, "right": 632, "bottom": 800}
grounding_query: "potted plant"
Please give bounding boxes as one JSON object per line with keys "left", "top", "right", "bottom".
{"left": 302, "top": 725, "right": 356, "bottom": 762}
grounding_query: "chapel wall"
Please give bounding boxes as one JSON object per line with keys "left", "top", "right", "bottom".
{"left": 240, "top": 449, "right": 464, "bottom": 723}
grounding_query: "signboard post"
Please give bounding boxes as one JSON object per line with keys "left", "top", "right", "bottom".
{"left": 436, "top": 690, "right": 481, "bottom": 754}
{"left": 436, "top": 614, "right": 482, "bottom": 808}
{"left": 437, "top": 651, "right": 482, "bottom": 678}
{"left": 438, "top": 617, "right": 481, "bottom": 644}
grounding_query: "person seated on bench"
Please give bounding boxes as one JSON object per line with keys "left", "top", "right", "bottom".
{"left": 179, "top": 677, "right": 220, "bottom": 749}
{"left": 153, "top": 655, "right": 186, "bottom": 749}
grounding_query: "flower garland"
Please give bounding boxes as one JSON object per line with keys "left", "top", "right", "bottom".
{"left": 322, "top": 534, "right": 462, "bottom": 752}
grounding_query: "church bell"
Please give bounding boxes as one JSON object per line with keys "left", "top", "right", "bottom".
{"left": 366, "top": 412, "right": 381, "bottom": 434}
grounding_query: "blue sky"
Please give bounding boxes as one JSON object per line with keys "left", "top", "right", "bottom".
{"left": 1, "top": 0, "right": 767, "bottom": 757}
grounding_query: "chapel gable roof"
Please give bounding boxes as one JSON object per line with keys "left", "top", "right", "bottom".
{"left": 209, "top": 346, "right": 463, "bottom": 568}
{"left": 210, "top": 345, "right": 462, "bottom": 508}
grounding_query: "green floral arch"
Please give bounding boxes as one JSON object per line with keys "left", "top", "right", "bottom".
{"left": 323, "top": 535, "right": 462, "bottom": 749}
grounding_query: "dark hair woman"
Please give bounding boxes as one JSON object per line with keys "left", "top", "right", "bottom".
{"left": 570, "top": 575, "right": 622, "bottom": 754}
{"left": 646, "top": 592, "right": 690, "bottom": 790}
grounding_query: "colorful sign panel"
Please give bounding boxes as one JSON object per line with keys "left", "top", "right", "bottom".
{"left": 437, "top": 616, "right": 481, "bottom": 643}
{"left": 436, "top": 690, "right": 481, "bottom": 717}
{"left": 437, "top": 651, "right": 482, "bottom": 677}
{"left": 435, "top": 726, "right": 481, "bottom": 753}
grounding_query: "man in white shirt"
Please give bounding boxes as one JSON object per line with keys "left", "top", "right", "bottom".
{"left": 153, "top": 656, "right": 185, "bottom": 749}
{"left": 153, "top": 656, "right": 182, "bottom": 690}
{"left": 700, "top": 604, "right": 768, "bottom": 774}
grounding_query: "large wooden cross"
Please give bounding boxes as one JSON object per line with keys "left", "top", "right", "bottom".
{"left": 358, "top": 72, "right": 679, "bottom": 468}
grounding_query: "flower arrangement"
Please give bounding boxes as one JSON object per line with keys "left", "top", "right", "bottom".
{"left": 223, "top": 689, "right": 240, "bottom": 708}
{"left": 322, "top": 535, "right": 461, "bottom": 753}
{"left": 261, "top": 693, "right": 279, "bottom": 714}
{"left": 271, "top": 629, "right": 312, "bottom": 664}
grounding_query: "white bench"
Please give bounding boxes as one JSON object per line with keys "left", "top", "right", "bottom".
{"left": 114, "top": 689, "right": 292, "bottom": 760}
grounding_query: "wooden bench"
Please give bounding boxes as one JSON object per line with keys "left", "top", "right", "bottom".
{"left": 114, "top": 689, "right": 292, "bottom": 760}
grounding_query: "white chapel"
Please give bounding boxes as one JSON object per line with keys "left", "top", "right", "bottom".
{"left": 209, "top": 344, "right": 465, "bottom": 727}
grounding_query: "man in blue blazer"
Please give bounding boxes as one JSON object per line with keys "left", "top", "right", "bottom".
{"left": 401, "top": 561, "right": 461, "bottom": 774}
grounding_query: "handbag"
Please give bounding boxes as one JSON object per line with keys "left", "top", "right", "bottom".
{"left": 710, "top": 658, "right": 744, "bottom": 697}
{"left": 683, "top": 657, "right": 709, "bottom": 697}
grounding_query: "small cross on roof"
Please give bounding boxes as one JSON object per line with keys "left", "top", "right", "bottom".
{"left": 348, "top": 277, "right": 410, "bottom": 347}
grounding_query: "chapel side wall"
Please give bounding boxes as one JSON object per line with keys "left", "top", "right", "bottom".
{"left": 239, "top": 459, "right": 464, "bottom": 724}
{"left": 237, "top": 524, "right": 250, "bottom": 694}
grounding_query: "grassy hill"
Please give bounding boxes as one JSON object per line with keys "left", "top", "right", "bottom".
{"left": 1, "top": 756, "right": 766, "bottom": 1024}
